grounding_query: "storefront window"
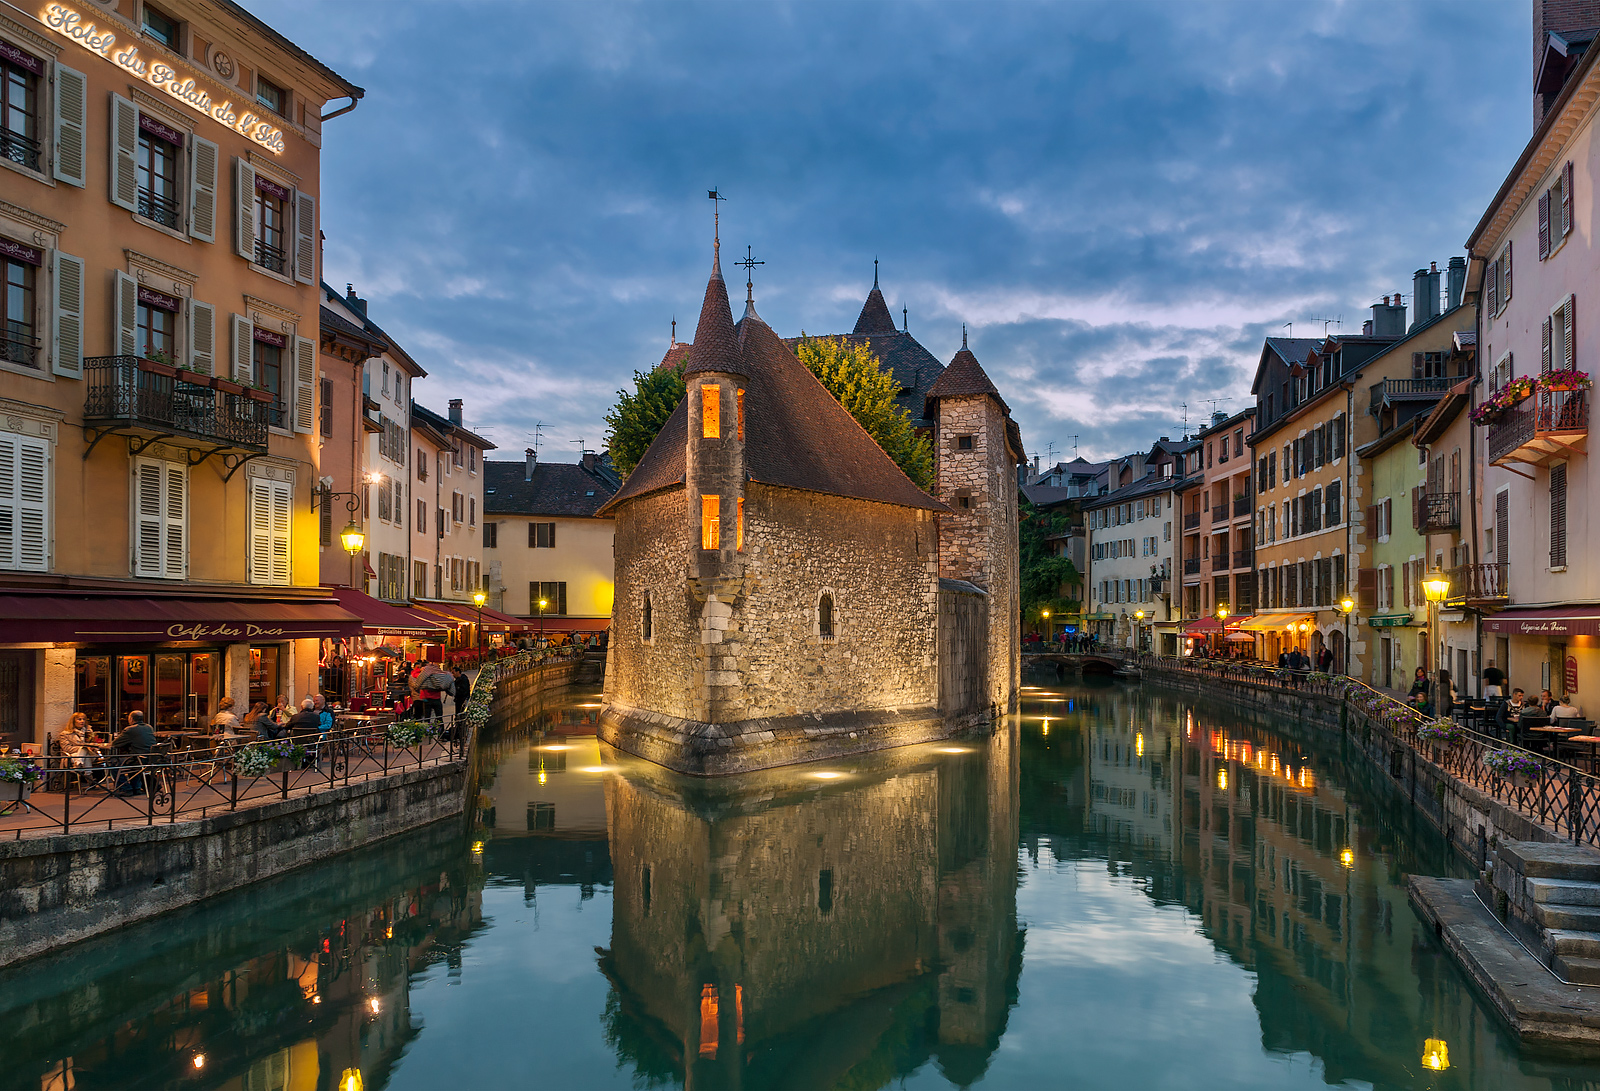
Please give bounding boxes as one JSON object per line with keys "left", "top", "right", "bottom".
{"left": 250, "top": 645, "right": 280, "bottom": 710}
{"left": 119, "top": 655, "right": 149, "bottom": 721}
{"left": 75, "top": 656, "right": 111, "bottom": 734}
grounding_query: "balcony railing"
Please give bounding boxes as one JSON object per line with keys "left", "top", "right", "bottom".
{"left": 137, "top": 187, "right": 180, "bottom": 229}
{"left": 1422, "top": 491, "right": 1459, "bottom": 532}
{"left": 1487, "top": 391, "right": 1588, "bottom": 466}
{"left": 1232, "top": 549, "right": 1253, "bottom": 570}
{"left": 1211, "top": 504, "right": 1228, "bottom": 523}
{"left": 1, "top": 324, "right": 40, "bottom": 369}
{"left": 84, "top": 356, "right": 268, "bottom": 452}
{"left": 1445, "top": 562, "right": 1508, "bottom": 604}
{"left": 254, "top": 239, "right": 287, "bottom": 275}
{"left": 1212, "top": 553, "right": 1230, "bottom": 572}
{"left": 0, "top": 128, "right": 41, "bottom": 172}
{"left": 1183, "top": 558, "right": 1202, "bottom": 575}
{"left": 1183, "top": 512, "right": 1200, "bottom": 530}
{"left": 1382, "top": 376, "right": 1453, "bottom": 402}
{"left": 1233, "top": 496, "right": 1251, "bottom": 517}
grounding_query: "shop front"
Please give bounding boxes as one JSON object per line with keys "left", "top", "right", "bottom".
{"left": 0, "top": 591, "right": 363, "bottom": 748}
{"left": 321, "top": 588, "right": 451, "bottom": 711}
{"left": 1181, "top": 614, "right": 1257, "bottom": 658}
{"left": 1482, "top": 606, "right": 1600, "bottom": 708}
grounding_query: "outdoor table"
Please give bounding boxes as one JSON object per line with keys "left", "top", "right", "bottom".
{"left": 1566, "top": 736, "right": 1600, "bottom": 772}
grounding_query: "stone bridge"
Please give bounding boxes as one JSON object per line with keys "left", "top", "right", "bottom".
{"left": 1021, "top": 650, "right": 1136, "bottom": 677}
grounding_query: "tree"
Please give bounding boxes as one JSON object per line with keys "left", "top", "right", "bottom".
{"left": 604, "top": 361, "right": 686, "bottom": 476}
{"left": 1019, "top": 498, "right": 1082, "bottom": 624}
{"left": 794, "top": 336, "right": 935, "bottom": 491}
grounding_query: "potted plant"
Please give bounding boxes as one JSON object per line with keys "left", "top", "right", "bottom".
{"left": 387, "top": 720, "right": 435, "bottom": 748}
{"left": 1483, "top": 747, "right": 1544, "bottom": 789}
{"left": 174, "top": 362, "right": 215, "bottom": 388}
{"left": 234, "top": 740, "right": 305, "bottom": 777}
{"left": 245, "top": 381, "right": 274, "bottom": 403}
{"left": 1417, "top": 718, "right": 1467, "bottom": 749}
{"left": 138, "top": 350, "right": 178, "bottom": 378}
{"left": 0, "top": 755, "right": 41, "bottom": 803}
{"left": 1538, "top": 368, "right": 1591, "bottom": 393}
{"left": 214, "top": 375, "right": 245, "bottom": 396}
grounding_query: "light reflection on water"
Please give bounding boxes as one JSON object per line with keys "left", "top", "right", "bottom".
{"left": 4, "top": 676, "right": 1600, "bottom": 1089}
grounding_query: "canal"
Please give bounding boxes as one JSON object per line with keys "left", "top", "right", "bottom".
{"left": 5, "top": 673, "right": 1600, "bottom": 1089}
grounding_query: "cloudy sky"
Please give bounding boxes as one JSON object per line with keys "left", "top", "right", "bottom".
{"left": 248, "top": 0, "right": 1530, "bottom": 466}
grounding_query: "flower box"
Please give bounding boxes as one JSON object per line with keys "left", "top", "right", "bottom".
{"left": 175, "top": 370, "right": 215, "bottom": 388}
{"left": 1538, "top": 369, "right": 1591, "bottom": 393}
{"left": 214, "top": 378, "right": 244, "bottom": 396}
{"left": 2, "top": 780, "right": 31, "bottom": 802}
{"left": 273, "top": 757, "right": 299, "bottom": 774}
{"left": 245, "top": 387, "right": 273, "bottom": 403}
{"left": 138, "top": 357, "right": 178, "bottom": 378}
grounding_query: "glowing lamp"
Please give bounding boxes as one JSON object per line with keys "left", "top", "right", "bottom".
{"left": 1217, "top": 607, "right": 1229, "bottom": 620}
{"left": 1135, "top": 609, "right": 1145, "bottom": 620}
{"left": 1042, "top": 609, "right": 1051, "bottom": 619}
{"left": 340, "top": 1070, "right": 366, "bottom": 1091}
{"left": 1421, "top": 1039, "right": 1449, "bottom": 1070}
{"left": 471, "top": 840, "right": 484, "bottom": 854}
{"left": 473, "top": 590, "right": 487, "bottom": 607}
{"left": 340, "top": 521, "right": 365, "bottom": 555}
{"left": 1423, "top": 568, "right": 1451, "bottom": 604}
{"left": 1340, "top": 597, "right": 1355, "bottom": 615}
{"left": 192, "top": 1054, "right": 206, "bottom": 1070}
{"left": 1299, "top": 622, "right": 1311, "bottom": 633}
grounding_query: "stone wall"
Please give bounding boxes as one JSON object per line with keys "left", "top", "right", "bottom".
{"left": 939, "top": 579, "right": 988, "bottom": 717}
{"left": 606, "top": 488, "right": 698, "bottom": 721}
{"left": 0, "top": 763, "right": 465, "bottom": 968}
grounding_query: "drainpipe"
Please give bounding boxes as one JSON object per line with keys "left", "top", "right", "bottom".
{"left": 320, "top": 95, "right": 363, "bottom": 123}
{"left": 1346, "top": 383, "right": 1355, "bottom": 674}
{"left": 1469, "top": 264, "right": 1484, "bottom": 698}
{"left": 350, "top": 357, "right": 362, "bottom": 591}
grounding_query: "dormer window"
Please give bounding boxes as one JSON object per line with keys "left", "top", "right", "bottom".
{"left": 257, "top": 76, "right": 287, "bottom": 117}
{"left": 142, "top": 4, "right": 179, "bottom": 48}
{"left": 701, "top": 384, "right": 720, "bottom": 439}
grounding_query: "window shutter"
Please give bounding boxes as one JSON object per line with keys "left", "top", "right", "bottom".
{"left": 1539, "top": 190, "right": 1551, "bottom": 258}
{"left": 1412, "top": 351, "right": 1424, "bottom": 379}
{"left": 1364, "top": 504, "right": 1377, "bottom": 540}
{"left": 1551, "top": 463, "right": 1568, "bottom": 567}
{"left": 292, "top": 190, "right": 316, "bottom": 284}
{"left": 133, "top": 459, "right": 165, "bottom": 577}
{"left": 0, "top": 432, "right": 49, "bottom": 571}
{"left": 109, "top": 93, "right": 138, "bottom": 211}
{"left": 230, "top": 313, "right": 253, "bottom": 383}
{"left": 53, "top": 63, "right": 87, "bottom": 187}
{"left": 187, "top": 300, "right": 215, "bottom": 376}
{"left": 1505, "top": 240, "right": 1512, "bottom": 302}
{"left": 1487, "top": 259, "right": 1498, "bottom": 317}
{"left": 234, "top": 157, "right": 256, "bottom": 261}
{"left": 1495, "top": 490, "right": 1509, "bottom": 568}
{"left": 1384, "top": 567, "right": 1395, "bottom": 611}
{"left": 1565, "top": 294, "right": 1577, "bottom": 369}
{"left": 548, "top": 521, "right": 556, "bottom": 547}
{"left": 51, "top": 251, "right": 83, "bottom": 378}
{"left": 163, "top": 462, "right": 186, "bottom": 578}
{"left": 1563, "top": 161, "right": 1574, "bottom": 237}
{"left": 292, "top": 336, "right": 315, "bottom": 433}
{"left": 113, "top": 271, "right": 138, "bottom": 355}
{"left": 248, "top": 478, "right": 292, "bottom": 585}
{"left": 1412, "top": 485, "right": 1424, "bottom": 531}
{"left": 1542, "top": 315, "right": 1553, "bottom": 374}
{"left": 188, "top": 135, "right": 218, "bottom": 242}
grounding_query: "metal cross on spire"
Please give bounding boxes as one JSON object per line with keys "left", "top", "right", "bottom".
{"left": 736, "top": 245, "right": 763, "bottom": 304}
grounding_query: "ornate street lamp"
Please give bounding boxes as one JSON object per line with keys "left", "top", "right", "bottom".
{"left": 473, "top": 589, "right": 487, "bottom": 668}
{"left": 1339, "top": 597, "right": 1355, "bottom": 676}
{"left": 1423, "top": 568, "right": 1451, "bottom": 713}
{"left": 538, "top": 597, "right": 548, "bottom": 643}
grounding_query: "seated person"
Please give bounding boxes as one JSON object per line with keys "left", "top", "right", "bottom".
{"left": 111, "top": 710, "right": 156, "bottom": 795}
{"left": 1408, "top": 668, "right": 1428, "bottom": 699}
{"left": 1496, "top": 689, "right": 1528, "bottom": 732}
{"left": 1538, "top": 689, "right": 1556, "bottom": 714}
{"left": 1553, "top": 695, "right": 1582, "bottom": 721}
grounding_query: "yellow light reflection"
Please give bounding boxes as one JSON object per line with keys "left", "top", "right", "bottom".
{"left": 1421, "top": 1039, "right": 1449, "bottom": 1070}
{"left": 1135, "top": 733, "right": 1144, "bottom": 757}
{"left": 1042, "top": 719, "right": 1050, "bottom": 736}
{"left": 340, "top": 1070, "right": 365, "bottom": 1091}
{"left": 471, "top": 841, "right": 484, "bottom": 855}
{"left": 1340, "top": 848, "right": 1354, "bottom": 868}
{"left": 368, "top": 997, "right": 382, "bottom": 1014}
{"left": 192, "top": 1054, "right": 206, "bottom": 1070}
{"left": 935, "top": 746, "right": 970, "bottom": 754}
{"left": 1217, "top": 767, "right": 1228, "bottom": 791}
{"left": 542, "top": 744, "right": 573, "bottom": 751}
{"left": 811, "top": 771, "right": 845, "bottom": 780}
{"left": 538, "top": 770, "right": 548, "bottom": 786}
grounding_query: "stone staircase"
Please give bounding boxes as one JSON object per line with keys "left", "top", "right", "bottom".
{"left": 1482, "top": 841, "right": 1600, "bottom": 984}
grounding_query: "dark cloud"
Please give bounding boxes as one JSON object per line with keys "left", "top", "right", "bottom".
{"left": 247, "top": 0, "right": 1527, "bottom": 462}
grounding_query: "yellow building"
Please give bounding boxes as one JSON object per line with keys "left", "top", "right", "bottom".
{"left": 0, "top": 0, "right": 363, "bottom": 744}
{"left": 483, "top": 450, "right": 618, "bottom": 636}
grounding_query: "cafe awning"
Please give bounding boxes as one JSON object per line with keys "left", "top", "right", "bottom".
{"left": 325, "top": 586, "right": 447, "bottom": 637}
{"left": 1482, "top": 604, "right": 1600, "bottom": 638}
{"left": 519, "top": 617, "right": 611, "bottom": 633}
{"left": 412, "top": 600, "right": 524, "bottom": 632}
{"left": 1236, "top": 613, "right": 1314, "bottom": 632}
{"left": 1182, "top": 615, "right": 1255, "bottom": 634}
{"left": 0, "top": 591, "right": 364, "bottom": 643}
{"left": 1367, "top": 612, "right": 1417, "bottom": 628}
{"left": 1225, "top": 631, "right": 1258, "bottom": 642}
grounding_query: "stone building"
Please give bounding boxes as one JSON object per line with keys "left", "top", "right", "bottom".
{"left": 599, "top": 247, "right": 1023, "bottom": 774}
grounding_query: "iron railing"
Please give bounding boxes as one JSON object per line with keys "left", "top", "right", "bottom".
{"left": 1, "top": 326, "right": 39, "bottom": 368}
{"left": 1183, "top": 512, "right": 1201, "bottom": 530}
{"left": 1487, "top": 406, "right": 1536, "bottom": 464}
{"left": 1232, "top": 549, "right": 1253, "bottom": 570}
{"left": 1211, "top": 505, "right": 1228, "bottom": 523}
{"left": 1233, "top": 496, "right": 1251, "bottom": 516}
{"left": 1422, "top": 491, "right": 1459, "bottom": 531}
{"left": 1183, "top": 558, "right": 1202, "bottom": 575}
{"left": 83, "top": 356, "right": 268, "bottom": 451}
{"left": 1446, "top": 562, "right": 1508, "bottom": 603}
{"left": 0, "top": 128, "right": 40, "bottom": 171}
{"left": 1382, "top": 376, "right": 1453, "bottom": 400}
{"left": 1482, "top": 390, "right": 1584, "bottom": 465}
{"left": 137, "top": 187, "right": 180, "bottom": 229}
{"left": 254, "top": 239, "right": 287, "bottom": 274}
{"left": 1212, "top": 553, "right": 1229, "bottom": 572}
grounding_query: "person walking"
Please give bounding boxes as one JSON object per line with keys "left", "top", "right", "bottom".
{"left": 1483, "top": 660, "right": 1505, "bottom": 698}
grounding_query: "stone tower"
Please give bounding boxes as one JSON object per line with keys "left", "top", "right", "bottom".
{"left": 926, "top": 338, "right": 1023, "bottom": 713}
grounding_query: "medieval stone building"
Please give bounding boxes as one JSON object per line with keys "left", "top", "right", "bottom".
{"left": 599, "top": 247, "right": 1022, "bottom": 774}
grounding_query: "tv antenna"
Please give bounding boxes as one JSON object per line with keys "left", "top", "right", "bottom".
{"left": 1306, "top": 314, "right": 1343, "bottom": 335}
{"left": 1044, "top": 441, "right": 1058, "bottom": 465}
{"left": 1071, "top": 435, "right": 1079, "bottom": 457}
{"left": 528, "top": 421, "right": 544, "bottom": 454}
{"left": 1281, "top": 321, "right": 1293, "bottom": 338}
{"left": 1180, "top": 402, "right": 1189, "bottom": 435}
{"left": 572, "top": 437, "right": 588, "bottom": 458}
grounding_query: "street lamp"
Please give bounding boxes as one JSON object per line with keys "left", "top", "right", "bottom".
{"left": 1339, "top": 597, "right": 1355, "bottom": 675}
{"left": 538, "top": 597, "right": 548, "bottom": 644}
{"left": 1423, "top": 567, "right": 1451, "bottom": 713}
{"left": 1041, "top": 608, "right": 1051, "bottom": 642}
{"left": 1134, "top": 609, "right": 1145, "bottom": 653}
{"left": 340, "top": 521, "right": 365, "bottom": 555}
{"left": 473, "top": 589, "right": 487, "bottom": 668}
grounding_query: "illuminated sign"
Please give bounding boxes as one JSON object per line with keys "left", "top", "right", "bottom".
{"left": 40, "top": 4, "right": 286, "bottom": 154}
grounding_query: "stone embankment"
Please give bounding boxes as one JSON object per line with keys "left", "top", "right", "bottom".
{"left": 1134, "top": 655, "right": 1600, "bottom": 1047}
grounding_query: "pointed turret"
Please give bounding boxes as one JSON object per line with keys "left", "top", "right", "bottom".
{"left": 853, "top": 260, "right": 898, "bottom": 335}
{"left": 684, "top": 254, "right": 747, "bottom": 378}
{"left": 926, "top": 340, "right": 1008, "bottom": 417}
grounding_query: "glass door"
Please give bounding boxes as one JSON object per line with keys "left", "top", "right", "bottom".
{"left": 153, "top": 654, "right": 185, "bottom": 730}
{"left": 119, "top": 655, "right": 150, "bottom": 724}
{"left": 189, "top": 653, "right": 213, "bottom": 732}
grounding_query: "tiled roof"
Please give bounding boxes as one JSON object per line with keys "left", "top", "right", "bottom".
{"left": 1264, "top": 337, "right": 1324, "bottom": 367}
{"left": 483, "top": 461, "right": 617, "bottom": 517}
{"left": 412, "top": 401, "right": 496, "bottom": 451}
{"left": 682, "top": 253, "right": 748, "bottom": 378}
{"left": 656, "top": 341, "right": 693, "bottom": 372}
{"left": 926, "top": 346, "right": 1010, "bottom": 415}
{"left": 319, "top": 305, "right": 387, "bottom": 352}
{"left": 782, "top": 330, "right": 947, "bottom": 426}
{"left": 601, "top": 262, "right": 947, "bottom": 516}
{"left": 853, "top": 286, "right": 898, "bottom": 335}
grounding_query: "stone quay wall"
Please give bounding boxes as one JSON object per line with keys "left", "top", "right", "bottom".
{"left": 489, "top": 654, "right": 583, "bottom": 728}
{"left": 0, "top": 762, "right": 465, "bottom": 969}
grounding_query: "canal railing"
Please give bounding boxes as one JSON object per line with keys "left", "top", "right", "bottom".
{"left": 1136, "top": 653, "right": 1600, "bottom": 850}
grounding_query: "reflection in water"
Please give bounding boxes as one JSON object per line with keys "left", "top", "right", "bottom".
{"left": 8, "top": 677, "right": 1600, "bottom": 1089}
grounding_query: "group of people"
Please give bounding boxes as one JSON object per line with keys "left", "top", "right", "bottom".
{"left": 1275, "top": 647, "right": 1334, "bottom": 673}
{"left": 1022, "top": 631, "right": 1101, "bottom": 654}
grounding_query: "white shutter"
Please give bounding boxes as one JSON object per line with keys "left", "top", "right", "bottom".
{"left": 249, "top": 478, "right": 292, "bottom": 585}
{"left": 109, "top": 93, "right": 137, "bottom": 211}
{"left": 230, "top": 312, "right": 253, "bottom": 383}
{"left": 51, "top": 251, "right": 83, "bottom": 378}
{"left": 269, "top": 480, "right": 291, "bottom": 584}
{"left": 163, "top": 463, "right": 186, "bottom": 578}
{"left": 133, "top": 459, "right": 164, "bottom": 577}
{"left": 188, "top": 135, "right": 218, "bottom": 242}
{"left": 234, "top": 157, "right": 256, "bottom": 261}
{"left": 113, "top": 271, "right": 138, "bottom": 356}
{"left": 292, "top": 335, "right": 315, "bottom": 433}
{"left": 292, "top": 189, "right": 315, "bottom": 284}
{"left": 188, "top": 300, "right": 215, "bottom": 375}
{"left": 0, "top": 432, "right": 49, "bottom": 571}
{"left": 52, "top": 63, "right": 87, "bottom": 187}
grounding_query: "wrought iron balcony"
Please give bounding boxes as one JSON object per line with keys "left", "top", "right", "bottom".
{"left": 1183, "top": 512, "right": 1201, "bottom": 530}
{"left": 1233, "top": 549, "right": 1253, "bottom": 569}
{"left": 1233, "top": 496, "right": 1251, "bottom": 517}
{"left": 0, "top": 128, "right": 40, "bottom": 172}
{"left": 254, "top": 239, "right": 287, "bottom": 275}
{"left": 1211, "top": 504, "right": 1228, "bottom": 523}
{"left": 1422, "top": 491, "right": 1459, "bottom": 532}
{"left": 1, "top": 324, "right": 40, "bottom": 369}
{"left": 83, "top": 356, "right": 268, "bottom": 455}
{"left": 1487, "top": 391, "right": 1588, "bottom": 467}
{"left": 1445, "top": 562, "right": 1508, "bottom": 605}
{"left": 1183, "top": 558, "right": 1202, "bottom": 575}
{"left": 137, "top": 187, "right": 180, "bottom": 229}
{"left": 1380, "top": 376, "right": 1453, "bottom": 406}
{"left": 1212, "top": 553, "right": 1230, "bottom": 572}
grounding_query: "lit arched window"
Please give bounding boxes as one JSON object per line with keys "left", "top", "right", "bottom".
{"left": 818, "top": 592, "right": 834, "bottom": 639}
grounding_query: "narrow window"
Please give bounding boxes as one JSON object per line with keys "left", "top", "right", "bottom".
{"left": 253, "top": 335, "right": 285, "bottom": 428}
{"left": 701, "top": 383, "right": 720, "bottom": 438}
{"left": 136, "top": 118, "right": 181, "bottom": 228}
{"left": 699, "top": 986, "right": 719, "bottom": 1058}
{"left": 1, "top": 248, "right": 38, "bottom": 368}
{"left": 736, "top": 497, "right": 744, "bottom": 551}
{"left": 701, "top": 495, "right": 720, "bottom": 549}
{"left": 0, "top": 48, "right": 41, "bottom": 172}
{"left": 319, "top": 377, "right": 333, "bottom": 437}
{"left": 818, "top": 592, "right": 834, "bottom": 638}
{"left": 642, "top": 593, "right": 652, "bottom": 641}
{"left": 818, "top": 868, "right": 834, "bottom": 914}
{"left": 484, "top": 522, "right": 497, "bottom": 548}
{"left": 736, "top": 388, "right": 745, "bottom": 440}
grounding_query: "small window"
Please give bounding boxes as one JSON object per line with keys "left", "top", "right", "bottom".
{"left": 484, "top": 522, "right": 497, "bottom": 548}
{"left": 818, "top": 592, "right": 834, "bottom": 639}
{"left": 642, "top": 593, "right": 653, "bottom": 641}
{"left": 701, "top": 384, "right": 720, "bottom": 438}
{"left": 256, "top": 75, "right": 286, "bottom": 116}
{"left": 958, "top": 495, "right": 971, "bottom": 509}
{"left": 736, "top": 388, "right": 745, "bottom": 441}
{"left": 142, "top": 4, "right": 179, "bottom": 47}
{"left": 818, "top": 868, "right": 833, "bottom": 914}
{"left": 957, "top": 435, "right": 974, "bottom": 450}
{"left": 253, "top": 176, "right": 288, "bottom": 273}
{"left": 528, "top": 521, "right": 555, "bottom": 548}
{"left": 252, "top": 335, "right": 285, "bottom": 429}
{"left": 2, "top": 250, "right": 38, "bottom": 369}
{"left": 0, "top": 48, "right": 41, "bottom": 173}
{"left": 701, "top": 495, "right": 720, "bottom": 550}
{"left": 736, "top": 497, "right": 744, "bottom": 551}
{"left": 137, "top": 119, "right": 181, "bottom": 229}
{"left": 319, "top": 377, "right": 333, "bottom": 437}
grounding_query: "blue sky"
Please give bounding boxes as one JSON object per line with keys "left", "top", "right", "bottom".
{"left": 248, "top": 0, "right": 1530, "bottom": 465}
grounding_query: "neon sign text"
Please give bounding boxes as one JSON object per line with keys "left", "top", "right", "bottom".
{"left": 41, "top": 4, "right": 285, "bottom": 154}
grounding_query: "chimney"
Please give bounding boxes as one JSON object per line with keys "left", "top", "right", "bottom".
{"left": 581, "top": 451, "right": 599, "bottom": 472}
{"left": 1372, "top": 295, "right": 1406, "bottom": 338}
{"left": 1447, "top": 256, "right": 1466, "bottom": 311}
{"left": 1408, "top": 268, "right": 1432, "bottom": 332}
{"left": 524, "top": 447, "right": 537, "bottom": 481}
{"left": 1211, "top": 410, "right": 1227, "bottom": 426}
{"left": 345, "top": 283, "right": 367, "bottom": 317}
{"left": 448, "top": 399, "right": 463, "bottom": 425}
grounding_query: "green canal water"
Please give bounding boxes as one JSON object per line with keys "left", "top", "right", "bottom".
{"left": 5, "top": 673, "right": 1600, "bottom": 1090}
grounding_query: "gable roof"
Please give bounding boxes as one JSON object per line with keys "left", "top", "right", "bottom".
{"left": 483, "top": 460, "right": 616, "bottom": 517}
{"left": 412, "top": 401, "right": 496, "bottom": 451}
{"left": 656, "top": 341, "right": 693, "bottom": 373}
{"left": 600, "top": 261, "right": 947, "bottom": 516}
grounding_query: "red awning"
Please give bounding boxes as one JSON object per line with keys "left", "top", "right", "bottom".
{"left": 1482, "top": 605, "right": 1600, "bottom": 638}
{"left": 519, "top": 617, "right": 611, "bottom": 633}
{"left": 1182, "top": 617, "right": 1222, "bottom": 634}
{"left": 413, "top": 600, "right": 523, "bottom": 632}
{"left": 325, "top": 587, "right": 448, "bottom": 636}
{"left": 0, "top": 592, "right": 363, "bottom": 643}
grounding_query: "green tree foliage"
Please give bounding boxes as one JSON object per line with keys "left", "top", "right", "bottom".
{"left": 794, "top": 336, "right": 935, "bottom": 492}
{"left": 604, "top": 361, "right": 687, "bottom": 476}
{"left": 1019, "top": 497, "right": 1082, "bottom": 624}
